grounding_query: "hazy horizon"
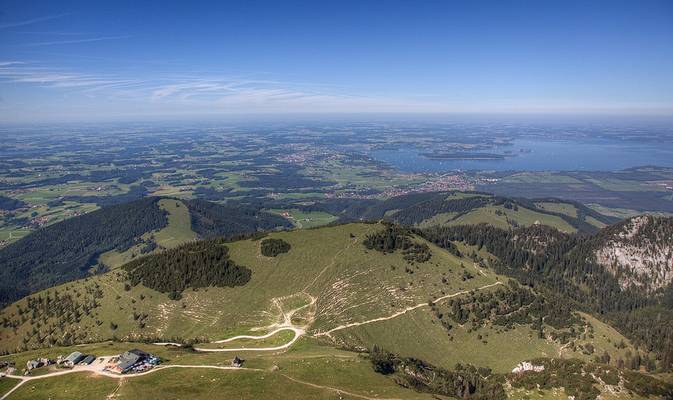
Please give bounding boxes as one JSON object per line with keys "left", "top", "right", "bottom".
{"left": 2, "top": 0, "right": 673, "bottom": 123}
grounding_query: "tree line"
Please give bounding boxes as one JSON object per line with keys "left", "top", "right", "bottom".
{"left": 0, "top": 197, "right": 167, "bottom": 306}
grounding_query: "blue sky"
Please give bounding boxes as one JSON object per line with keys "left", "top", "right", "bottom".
{"left": 1, "top": 0, "right": 672, "bottom": 122}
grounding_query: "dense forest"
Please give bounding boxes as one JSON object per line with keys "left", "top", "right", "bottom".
{"left": 420, "top": 219, "right": 673, "bottom": 370}
{"left": 260, "top": 238, "right": 291, "bottom": 257}
{"left": 237, "top": 164, "right": 335, "bottom": 192}
{"left": 0, "top": 195, "right": 27, "bottom": 210}
{"left": 0, "top": 197, "right": 167, "bottom": 306}
{"left": 185, "top": 199, "right": 292, "bottom": 238}
{"left": 123, "top": 238, "right": 251, "bottom": 297}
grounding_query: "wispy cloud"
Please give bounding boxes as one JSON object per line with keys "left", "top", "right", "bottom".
{"left": 0, "top": 61, "right": 442, "bottom": 116}
{"left": 0, "top": 13, "right": 69, "bottom": 29}
{"left": 21, "top": 35, "right": 132, "bottom": 47}
{"left": 0, "top": 61, "right": 24, "bottom": 67}
{"left": 14, "top": 31, "right": 90, "bottom": 35}
{"left": 0, "top": 61, "right": 136, "bottom": 90}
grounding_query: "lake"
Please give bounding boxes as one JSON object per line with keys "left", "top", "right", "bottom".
{"left": 369, "top": 138, "right": 673, "bottom": 172}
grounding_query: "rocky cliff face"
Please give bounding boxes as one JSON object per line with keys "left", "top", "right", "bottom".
{"left": 594, "top": 215, "right": 673, "bottom": 292}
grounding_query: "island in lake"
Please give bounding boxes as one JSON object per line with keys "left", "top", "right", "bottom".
{"left": 420, "top": 151, "right": 511, "bottom": 160}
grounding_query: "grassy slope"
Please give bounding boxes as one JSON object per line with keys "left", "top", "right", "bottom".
{"left": 0, "top": 221, "right": 653, "bottom": 399}
{"left": 0, "top": 377, "right": 21, "bottom": 397}
{"left": 2, "top": 223, "right": 493, "bottom": 351}
{"left": 535, "top": 201, "right": 609, "bottom": 229}
{"left": 447, "top": 205, "right": 576, "bottom": 233}
{"left": 268, "top": 209, "right": 337, "bottom": 229}
{"left": 196, "top": 329, "right": 296, "bottom": 350}
{"left": 152, "top": 199, "right": 198, "bottom": 247}
{"left": 415, "top": 212, "right": 457, "bottom": 228}
{"left": 571, "top": 312, "right": 640, "bottom": 364}
{"left": 1, "top": 222, "right": 637, "bottom": 358}
{"left": 8, "top": 373, "right": 118, "bottom": 400}
{"left": 410, "top": 193, "right": 578, "bottom": 233}
{"left": 2, "top": 339, "right": 436, "bottom": 400}
{"left": 98, "top": 199, "right": 197, "bottom": 268}
{"left": 333, "top": 305, "right": 557, "bottom": 373}
{"left": 534, "top": 201, "right": 578, "bottom": 218}
{"left": 409, "top": 194, "right": 618, "bottom": 233}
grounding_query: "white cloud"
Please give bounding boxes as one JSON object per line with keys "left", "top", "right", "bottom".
{"left": 21, "top": 35, "right": 132, "bottom": 47}
{"left": 0, "top": 13, "right": 69, "bottom": 29}
{"left": 0, "top": 63, "right": 133, "bottom": 89}
{"left": 0, "top": 62, "right": 508, "bottom": 119}
{"left": 3, "top": 61, "right": 670, "bottom": 122}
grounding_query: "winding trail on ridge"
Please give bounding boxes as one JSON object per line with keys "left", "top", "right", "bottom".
{"left": 314, "top": 281, "right": 503, "bottom": 337}
{"left": 190, "top": 238, "right": 358, "bottom": 353}
{"left": 192, "top": 327, "right": 305, "bottom": 352}
{"left": 191, "top": 292, "right": 316, "bottom": 353}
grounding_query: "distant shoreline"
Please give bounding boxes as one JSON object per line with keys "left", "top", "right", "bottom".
{"left": 420, "top": 152, "right": 509, "bottom": 160}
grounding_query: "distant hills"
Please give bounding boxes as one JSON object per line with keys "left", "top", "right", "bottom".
{"left": 0, "top": 197, "right": 291, "bottom": 306}
{"left": 305, "top": 191, "right": 618, "bottom": 233}
{"left": 0, "top": 191, "right": 639, "bottom": 309}
{"left": 0, "top": 197, "right": 168, "bottom": 305}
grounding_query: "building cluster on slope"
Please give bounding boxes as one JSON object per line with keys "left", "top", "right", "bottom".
{"left": 23, "top": 351, "right": 97, "bottom": 375}
{"left": 19, "top": 349, "right": 161, "bottom": 376}
{"left": 60, "top": 351, "right": 96, "bottom": 367}
{"left": 105, "top": 349, "right": 161, "bottom": 374}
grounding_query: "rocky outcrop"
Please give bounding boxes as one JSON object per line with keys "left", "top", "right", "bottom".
{"left": 594, "top": 216, "right": 673, "bottom": 292}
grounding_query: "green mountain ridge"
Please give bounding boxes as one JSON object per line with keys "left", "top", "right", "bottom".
{"left": 0, "top": 197, "right": 291, "bottom": 306}
{"left": 1, "top": 194, "right": 671, "bottom": 399}
{"left": 1, "top": 216, "right": 672, "bottom": 399}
